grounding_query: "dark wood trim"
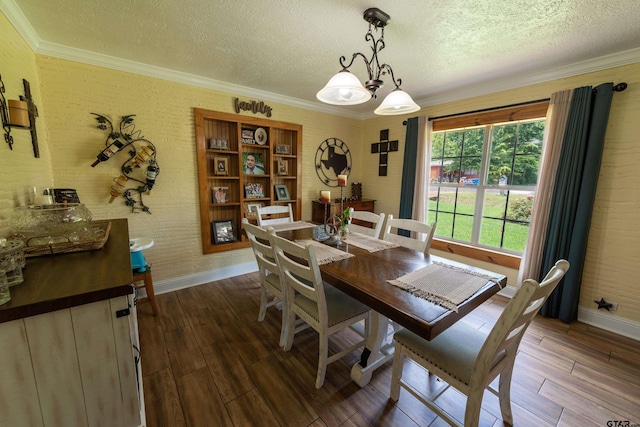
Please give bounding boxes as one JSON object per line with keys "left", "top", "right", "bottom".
{"left": 432, "top": 101, "right": 549, "bottom": 131}
{"left": 431, "top": 238, "right": 521, "bottom": 270}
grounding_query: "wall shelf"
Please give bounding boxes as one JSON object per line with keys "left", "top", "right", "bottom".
{"left": 194, "top": 108, "right": 302, "bottom": 254}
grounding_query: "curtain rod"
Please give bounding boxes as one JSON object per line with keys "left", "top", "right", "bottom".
{"left": 402, "top": 82, "right": 628, "bottom": 125}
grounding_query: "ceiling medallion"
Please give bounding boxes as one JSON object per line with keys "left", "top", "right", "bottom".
{"left": 316, "top": 7, "right": 420, "bottom": 115}
{"left": 315, "top": 138, "right": 352, "bottom": 187}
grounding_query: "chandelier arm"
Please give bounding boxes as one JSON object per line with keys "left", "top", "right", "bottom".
{"left": 380, "top": 64, "right": 402, "bottom": 89}
{"left": 339, "top": 53, "right": 375, "bottom": 80}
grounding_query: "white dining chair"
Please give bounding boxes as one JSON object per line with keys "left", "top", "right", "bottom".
{"left": 348, "top": 208, "right": 386, "bottom": 238}
{"left": 382, "top": 214, "right": 436, "bottom": 255}
{"left": 390, "top": 259, "right": 570, "bottom": 427}
{"left": 270, "top": 233, "right": 371, "bottom": 388}
{"left": 242, "top": 218, "right": 287, "bottom": 346}
{"left": 256, "top": 203, "right": 294, "bottom": 226}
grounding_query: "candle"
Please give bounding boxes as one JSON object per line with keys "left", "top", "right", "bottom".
{"left": 338, "top": 174, "right": 347, "bottom": 187}
{"left": 320, "top": 191, "right": 331, "bottom": 204}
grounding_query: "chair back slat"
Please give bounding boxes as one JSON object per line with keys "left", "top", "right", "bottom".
{"left": 242, "top": 219, "right": 279, "bottom": 276}
{"left": 348, "top": 209, "right": 385, "bottom": 239}
{"left": 270, "top": 234, "right": 325, "bottom": 306}
{"left": 257, "top": 204, "right": 294, "bottom": 226}
{"left": 472, "top": 259, "right": 569, "bottom": 383}
{"left": 382, "top": 215, "right": 436, "bottom": 254}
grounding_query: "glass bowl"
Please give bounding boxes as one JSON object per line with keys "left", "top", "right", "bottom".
{"left": 10, "top": 203, "right": 93, "bottom": 238}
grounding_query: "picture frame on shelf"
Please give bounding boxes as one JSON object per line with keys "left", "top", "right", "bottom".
{"left": 277, "top": 159, "right": 288, "bottom": 176}
{"left": 212, "top": 219, "right": 237, "bottom": 244}
{"left": 245, "top": 202, "right": 264, "bottom": 218}
{"left": 209, "top": 138, "right": 229, "bottom": 150}
{"left": 242, "top": 152, "right": 265, "bottom": 175}
{"left": 241, "top": 128, "right": 255, "bottom": 145}
{"left": 275, "top": 184, "right": 290, "bottom": 201}
{"left": 244, "top": 182, "right": 264, "bottom": 198}
{"left": 214, "top": 156, "right": 229, "bottom": 175}
{"left": 275, "top": 144, "right": 290, "bottom": 154}
{"left": 212, "top": 186, "right": 229, "bottom": 204}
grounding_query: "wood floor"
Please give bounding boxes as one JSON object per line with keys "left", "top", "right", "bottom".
{"left": 137, "top": 272, "right": 640, "bottom": 427}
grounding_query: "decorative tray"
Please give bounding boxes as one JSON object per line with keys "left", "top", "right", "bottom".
{"left": 18, "top": 220, "right": 112, "bottom": 257}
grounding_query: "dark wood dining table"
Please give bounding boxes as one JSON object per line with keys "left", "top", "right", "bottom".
{"left": 279, "top": 227, "right": 507, "bottom": 386}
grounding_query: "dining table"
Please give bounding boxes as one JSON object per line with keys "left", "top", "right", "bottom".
{"left": 277, "top": 224, "right": 507, "bottom": 387}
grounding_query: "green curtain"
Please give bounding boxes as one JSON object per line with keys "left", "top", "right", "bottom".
{"left": 539, "top": 83, "right": 614, "bottom": 322}
{"left": 398, "top": 117, "right": 419, "bottom": 236}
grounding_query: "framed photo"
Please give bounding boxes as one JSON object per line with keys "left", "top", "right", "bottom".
{"left": 242, "top": 152, "right": 265, "bottom": 175}
{"left": 275, "top": 184, "right": 290, "bottom": 201}
{"left": 209, "top": 138, "right": 229, "bottom": 150}
{"left": 241, "top": 128, "right": 255, "bottom": 144}
{"left": 211, "top": 186, "right": 229, "bottom": 204}
{"left": 244, "top": 182, "right": 264, "bottom": 198}
{"left": 275, "top": 144, "right": 290, "bottom": 154}
{"left": 214, "top": 156, "right": 228, "bottom": 175}
{"left": 277, "top": 159, "right": 288, "bottom": 176}
{"left": 245, "top": 202, "right": 264, "bottom": 218}
{"left": 212, "top": 220, "right": 237, "bottom": 244}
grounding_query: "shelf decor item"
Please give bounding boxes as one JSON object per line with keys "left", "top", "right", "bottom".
{"left": 90, "top": 113, "right": 160, "bottom": 213}
{"left": 275, "top": 185, "right": 290, "bottom": 201}
{"left": 212, "top": 220, "right": 237, "bottom": 244}
{"left": 244, "top": 183, "right": 264, "bottom": 198}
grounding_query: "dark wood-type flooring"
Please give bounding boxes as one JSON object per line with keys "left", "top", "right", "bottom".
{"left": 137, "top": 272, "right": 640, "bottom": 426}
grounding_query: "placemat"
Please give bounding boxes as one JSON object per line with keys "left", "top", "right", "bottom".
{"left": 388, "top": 261, "right": 502, "bottom": 311}
{"left": 263, "top": 221, "right": 317, "bottom": 232}
{"left": 345, "top": 232, "right": 400, "bottom": 252}
{"left": 295, "top": 239, "right": 355, "bottom": 265}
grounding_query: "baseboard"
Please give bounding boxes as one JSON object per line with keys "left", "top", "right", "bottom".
{"left": 138, "top": 266, "right": 639, "bottom": 341}
{"left": 494, "top": 285, "right": 640, "bottom": 341}
{"left": 137, "top": 261, "right": 258, "bottom": 297}
{"left": 577, "top": 306, "right": 640, "bottom": 341}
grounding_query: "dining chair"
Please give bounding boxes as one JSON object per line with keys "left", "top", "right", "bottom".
{"left": 390, "top": 259, "right": 570, "bottom": 427}
{"left": 347, "top": 208, "right": 386, "bottom": 238}
{"left": 270, "top": 233, "right": 371, "bottom": 388}
{"left": 256, "top": 203, "right": 294, "bottom": 226}
{"left": 241, "top": 218, "right": 287, "bottom": 346}
{"left": 382, "top": 214, "right": 436, "bottom": 255}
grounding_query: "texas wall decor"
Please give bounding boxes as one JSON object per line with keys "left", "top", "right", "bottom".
{"left": 371, "top": 129, "right": 398, "bottom": 176}
{"left": 315, "top": 137, "right": 352, "bottom": 187}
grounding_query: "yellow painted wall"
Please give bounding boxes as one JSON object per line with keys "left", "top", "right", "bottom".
{"left": 0, "top": 12, "right": 52, "bottom": 235}
{"left": 2, "top": 9, "right": 638, "bottom": 325}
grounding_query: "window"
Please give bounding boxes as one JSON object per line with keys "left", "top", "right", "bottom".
{"left": 427, "top": 103, "right": 548, "bottom": 255}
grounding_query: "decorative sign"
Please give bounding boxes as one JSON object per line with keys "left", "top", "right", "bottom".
{"left": 371, "top": 129, "right": 398, "bottom": 176}
{"left": 315, "top": 137, "right": 352, "bottom": 187}
{"left": 233, "top": 97, "right": 273, "bottom": 117}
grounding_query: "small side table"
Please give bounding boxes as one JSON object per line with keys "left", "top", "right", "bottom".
{"left": 130, "top": 238, "right": 158, "bottom": 316}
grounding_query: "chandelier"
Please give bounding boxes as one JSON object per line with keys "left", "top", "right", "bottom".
{"left": 316, "top": 8, "right": 420, "bottom": 115}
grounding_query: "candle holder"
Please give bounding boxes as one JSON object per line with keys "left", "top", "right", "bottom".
{"left": 323, "top": 200, "right": 341, "bottom": 246}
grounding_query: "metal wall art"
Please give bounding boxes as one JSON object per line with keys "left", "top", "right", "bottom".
{"left": 90, "top": 113, "right": 160, "bottom": 213}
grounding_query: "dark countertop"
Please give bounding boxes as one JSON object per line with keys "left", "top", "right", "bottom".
{"left": 0, "top": 218, "right": 133, "bottom": 323}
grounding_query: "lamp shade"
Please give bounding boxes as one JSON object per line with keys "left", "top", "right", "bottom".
{"left": 316, "top": 70, "right": 372, "bottom": 105}
{"left": 374, "top": 88, "right": 421, "bottom": 115}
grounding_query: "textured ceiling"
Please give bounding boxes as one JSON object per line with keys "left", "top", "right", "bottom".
{"left": 4, "top": 0, "right": 640, "bottom": 118}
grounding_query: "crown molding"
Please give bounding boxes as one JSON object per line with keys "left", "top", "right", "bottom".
{"left": 3, "top": 0, "right": 639, "bottom": 121}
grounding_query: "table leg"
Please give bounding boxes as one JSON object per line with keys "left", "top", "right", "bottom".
{"left": 350, "top": 311, "right": 395, "bottom": 387}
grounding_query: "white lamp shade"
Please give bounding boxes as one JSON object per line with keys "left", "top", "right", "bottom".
{"left": 374, "top": 88, "right": 421, "bottom": 115}
{"left": 316, "top": 70, "right": 372, "bottom": 105}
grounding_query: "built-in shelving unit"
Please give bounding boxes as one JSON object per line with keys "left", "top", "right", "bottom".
{"left": 194, "top": 109, "right": 302, "bottom": 254}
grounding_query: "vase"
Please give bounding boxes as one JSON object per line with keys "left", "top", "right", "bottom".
{"left": 339, "top": 226, "right": 349, "bottom": 241}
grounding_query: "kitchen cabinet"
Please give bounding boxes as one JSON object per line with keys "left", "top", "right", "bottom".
{"left": 0, "top": 219, "right": 144, "bottom": 427}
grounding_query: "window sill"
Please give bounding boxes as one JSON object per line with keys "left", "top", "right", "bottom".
{"left": 431, "top": 239, "right": 521, "bottom": 270}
